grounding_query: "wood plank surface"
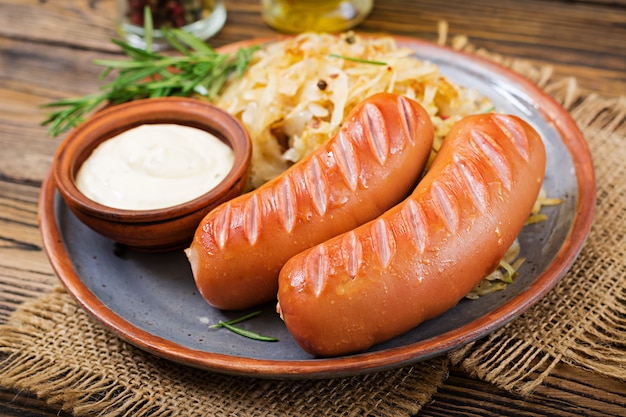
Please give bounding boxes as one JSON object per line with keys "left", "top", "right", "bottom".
{"left": 1, "top": 0, "right": 624, "bottom": 415}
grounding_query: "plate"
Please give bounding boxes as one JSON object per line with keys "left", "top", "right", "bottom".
{"left": 39, "top": 36, "right": 595, "bottom": 379}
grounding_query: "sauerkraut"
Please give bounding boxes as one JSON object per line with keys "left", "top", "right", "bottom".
{"left": 215, "top": 32, "right": 493, "bottom": 189}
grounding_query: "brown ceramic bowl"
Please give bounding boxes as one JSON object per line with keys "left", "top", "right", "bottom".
{"left": 53, "top": 97, "right": 252, "bottom": 252}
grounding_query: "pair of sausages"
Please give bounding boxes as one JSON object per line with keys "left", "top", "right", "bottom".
{"left": 186, "top": 93, "right": 434, "bottom": 310}
{"left": 277, "top": 112, "right": 546, "bottom": 356}
{"left": 187, "top": 92, "right": 546, "bottom": 357}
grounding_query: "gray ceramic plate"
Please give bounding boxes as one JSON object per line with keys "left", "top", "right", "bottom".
{"left": 39, "top": 37, "right": 595, "bottom": 379}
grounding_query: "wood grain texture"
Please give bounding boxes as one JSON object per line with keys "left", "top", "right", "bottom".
{"left": 1, "top": 0, "right": 624, "bottom": 415}
{"left": 421, "top": 364, "right": 626, "bottom": 417}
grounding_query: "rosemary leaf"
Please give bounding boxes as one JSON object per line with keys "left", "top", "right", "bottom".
{"left": 108, "top": 39, "right": 161, "bottom": 61}
{"left": 329, "top": 53, "right": 388, "bottom": 66}
{"left": 162, "top": 28, "right": 193, "bottom": 55}
{"left": 219, "top": 321, "right": 279, "bottom": 342}
{"left": 235, "top": 47, "right": 256, "bottom": 76}
{"left": 209, "top": 311, "right": 279, "bottom": 342}
{"left": 144, "top": 6, "right": 154, "bottom": 53}
{"left": 166, "top": 26, "right": 217, "bottom": 56}
{"left": 98, "top": 66, "right": 114, "bottom": 81}
{"left": 41, "top": 17, "right": 259, "bottom": 137}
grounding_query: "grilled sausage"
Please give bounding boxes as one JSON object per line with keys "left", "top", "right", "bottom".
{"left": 186, "top": 93, "right": 434, "bottom": 310}
{"left": 276, "top": 113, "right": 546, "bottom": 356}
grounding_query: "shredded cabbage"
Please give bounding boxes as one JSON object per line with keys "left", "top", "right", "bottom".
{"left": 215, "top": 32, "right": 493, "bottom": 189}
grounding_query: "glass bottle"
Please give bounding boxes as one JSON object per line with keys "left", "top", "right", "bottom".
{"left": 261, "top": 0, "right": 374, "bottom": 33}
{"left": 116, "top": 0, "right": 226, "bottom": 50}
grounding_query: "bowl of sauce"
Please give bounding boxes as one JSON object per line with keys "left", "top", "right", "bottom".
{"left": 53, "top": 97, "right": 252, "bottom": 252}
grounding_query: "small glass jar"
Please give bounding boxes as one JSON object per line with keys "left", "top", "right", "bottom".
{"left": 261, "top": 0, "right": 373, "bottom": 33}
{"left": 116, "top": 0, "right": 226, "bottom": 50}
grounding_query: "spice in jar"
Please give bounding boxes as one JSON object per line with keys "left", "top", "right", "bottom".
{"left": 126, "top": 0, "right": 208, "bottom": 29}
{"left": 116, "top": 0, "right": 226, "bottom": 50}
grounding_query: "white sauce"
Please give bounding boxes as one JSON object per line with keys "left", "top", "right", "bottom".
{"left": 76, "top": 124, "right": 235, "bottom": 210}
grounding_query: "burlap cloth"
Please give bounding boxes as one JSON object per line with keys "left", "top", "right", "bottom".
{"left": 1, "top": 36, "right": 625, "bottom": 416}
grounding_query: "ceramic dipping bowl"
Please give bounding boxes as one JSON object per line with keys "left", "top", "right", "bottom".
{"left": 53, "top": 97, "right": 252, "bottom": 252}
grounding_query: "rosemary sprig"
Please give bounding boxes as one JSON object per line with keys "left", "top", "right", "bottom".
{"left": 328, "top": 53, "right": 388, "bottom": 66}
{"left": 41, "top": 8, "right": 259, "bottom": 137}
{"left": 210, "top": 311, "right": 279, "bottom": 342}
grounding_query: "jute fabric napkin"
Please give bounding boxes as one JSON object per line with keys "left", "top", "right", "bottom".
{"left": 0, "top": 287, "right": 448, "bottom": 416}
{"left": 1, "top": 37, "right": 625, "bottom": 416}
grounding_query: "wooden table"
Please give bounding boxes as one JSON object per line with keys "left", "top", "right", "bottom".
{"left": 1, "top": 0, "right": 625, "bottom": 415}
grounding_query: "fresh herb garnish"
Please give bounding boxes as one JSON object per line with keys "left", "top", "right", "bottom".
{"left": 40, "top": 7, "right": 259, "bottom": 137}
{"left": 328, "top": 53, "right": 388, "bottom": 66}
{"left": 209, "top": 311, "right": 278, "bottom": 342}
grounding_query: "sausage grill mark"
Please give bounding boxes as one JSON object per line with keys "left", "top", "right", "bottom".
{"left": 398, "top": 96, "right": 417, "bottom": 147}
{"left": 492, "top": 114, "right": 531, "bottom": 162}
{"left": 305, "top": 155, "right": 329, "bottom": 216}
{"left": 402, "top": 199, "right": 428, "bottom": 255}
{"left": 470, "top": 129, "right": 512, "bottom": 191}
{"left": 431, "top": 179, "right": 460, "bottom": 235}
{"left": 332, "top": 131, "right": 360, "bottom": 192}
{"left": 371, "top": 218, "right": 395, "bottom": 268}
{"left": 343, "top": 231, "right": 363, "bottom": 278}
{"left": 454, "top": 155, "right": 488, "bottom": 214}
{"left": 215, "top": 203, "right": 231, "bottom": 250}
{"left": 244, "top": 193, "right": 261, "bottom": 244}
{"left": 363, "top": 103, "right": 390, "bottom": 165}
{"left": 277, "top": 176, "right": 297, "bottom": 233}
{"left": 307, "top": 244, "right": 329, "bottom": 297}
